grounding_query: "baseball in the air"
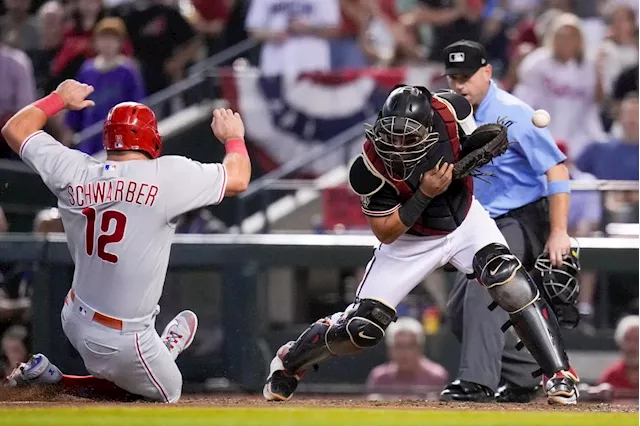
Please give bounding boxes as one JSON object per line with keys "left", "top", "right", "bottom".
{"left": 532, "top": 109, "right": 551, "bottom": 128}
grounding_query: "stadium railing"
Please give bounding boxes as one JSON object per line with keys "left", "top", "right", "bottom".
{"left": 71, "top": 38, "right": 259, "bottom": 148}
{"left": 235, "top": 115, "right": 376, "bottom": 232}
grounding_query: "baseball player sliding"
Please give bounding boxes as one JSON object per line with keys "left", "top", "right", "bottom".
{"left": 1, "top": 79, "right": 251, "bottom": 403}
{"left": 263, "top": 85, "right": 580, "bottom": 405}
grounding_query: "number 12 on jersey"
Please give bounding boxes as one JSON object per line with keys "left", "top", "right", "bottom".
{"left": 82, "top": 207, "right": 127, "bottom": 263}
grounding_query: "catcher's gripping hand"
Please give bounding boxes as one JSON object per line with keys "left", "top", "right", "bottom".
{"left": 453, "top": 123, "right": 509, "bottom": 179}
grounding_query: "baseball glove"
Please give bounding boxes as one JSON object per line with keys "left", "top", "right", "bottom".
{"left": 453, "top": 123, "right": 509, "bottom": 180}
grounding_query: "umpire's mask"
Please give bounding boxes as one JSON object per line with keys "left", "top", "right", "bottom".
{"left": 535, "top": 247, "right": 581, "bottom": 328}
{"left": 365, "top": 86, "right": 439, "bottom": 181}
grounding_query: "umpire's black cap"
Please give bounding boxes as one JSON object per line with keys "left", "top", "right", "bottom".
{"left": 442, "top": 40, "right": 489, "bottom": 76}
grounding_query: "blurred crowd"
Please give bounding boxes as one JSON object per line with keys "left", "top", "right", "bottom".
{"left": 0, "top": 0, "right": 238, "bottom": 157}
{"left": 244, "top": 0, "right": 639, "bottom": 189}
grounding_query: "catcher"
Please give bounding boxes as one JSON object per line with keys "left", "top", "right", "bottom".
{"left": 263, "top": 85, "right": 579, "bottom": 405}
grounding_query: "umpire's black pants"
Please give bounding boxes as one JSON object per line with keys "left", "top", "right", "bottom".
{"left": 446, "top": 198, "right": 550, "bottom": 391}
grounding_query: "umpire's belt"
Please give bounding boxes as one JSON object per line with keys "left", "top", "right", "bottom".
{"left": 494, "top": 197, "right": 548, "bottom": 221}
{"left": 64, "top": 288, "right": 157, "bottom": 332}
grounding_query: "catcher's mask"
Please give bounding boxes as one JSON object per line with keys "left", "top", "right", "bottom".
{"left": 535, "top": 247, "right": 581, "bottom": 328}
{"left": 365, "top": 85, "right": 439, "bottom": 181}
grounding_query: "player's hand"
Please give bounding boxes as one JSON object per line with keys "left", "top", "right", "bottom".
{"left": 544, "top": 229, "right": 571, "bottom": 267}
{"left": 419, "top": 161, "right": 454, "bottom": 198}
{"left": 211, "top": 108, "right": 245, "bottom": 143}
{"left": 54, "top": 80, "right": 95, "bottom": 111}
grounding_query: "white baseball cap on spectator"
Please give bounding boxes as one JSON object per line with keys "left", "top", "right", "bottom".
{"left": 385, "top": 316, "right": 425, "bottom": 348}
{"left": 615, "top": 315, "right": 640, "bottom": 347}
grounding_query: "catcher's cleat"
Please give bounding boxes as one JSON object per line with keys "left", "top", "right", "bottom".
{"left": 263, "top": 342, "right": 305, "bottom": 402}
{"left": 440, "top": 379, "right": 495, "bottom": 403}
{"left": 160, "top": 310, "right": 198, "bottom": 361}
{"left": 495, "top": 383, "right": 541, "bottom": 403}
{"left": 545, "top": 368, "right": 580, "bottom": 405}
{"left": 6, "top": 354, "right": 62, "bottom": 387}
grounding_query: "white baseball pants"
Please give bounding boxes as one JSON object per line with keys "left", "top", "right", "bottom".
{"left": 355, "top": 198, "right": 508, "bottom": 308}
{"left": 61, "top": 293, "right": 182, "bottom": 403}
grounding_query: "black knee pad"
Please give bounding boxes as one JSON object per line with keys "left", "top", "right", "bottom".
{"left": 336, "top": 299, "right": 397, "bottom": 349}
{"left": 473, "top": 243, "right": 539, "bottom": 314}
{"left": 473, "top": 243, "right": 521, "bottom": 287}
{"left": 282, "top": 299, "right": 396, "bottom": 374}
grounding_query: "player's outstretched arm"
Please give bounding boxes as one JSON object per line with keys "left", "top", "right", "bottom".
{"left": 211, "top": 108, "right": 251, "bottom": 196}
{"left": 1, "top": 80, "right": 94, "bottom": 154}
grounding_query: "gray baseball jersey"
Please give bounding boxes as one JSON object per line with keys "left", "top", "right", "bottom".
{"left": 20, "top": 131, "right": 227, "bottom": 319}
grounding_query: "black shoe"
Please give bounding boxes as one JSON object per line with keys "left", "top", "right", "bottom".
{"left": 440, "top": 379, "right": 495, "bottom": 402}
{"left": 495, "top": 383, "right": 541, "bottom": 403}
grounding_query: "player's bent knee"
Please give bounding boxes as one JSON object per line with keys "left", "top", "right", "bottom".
{"left": 472, "top": 243, "right": 519, "bottom": 287}
{"left": 327, "top": 299, "right": 396, "bottom": 354}
{"left": 472, "top": 243, "right": 539, "bottom": 314}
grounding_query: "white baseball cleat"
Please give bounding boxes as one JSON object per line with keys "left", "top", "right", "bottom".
{"left": 161, "top": 310, "right": 198, "bottom": 360}
{"left": 6, "top": 353, "right": 62, "bottom": 387}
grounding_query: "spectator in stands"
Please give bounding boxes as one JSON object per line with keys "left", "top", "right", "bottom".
{"left": 245, "top": 0, "right": 340, "bottom": 76}
{"left": 332, "top": 0, "right": 370, "bottom": 69}
{"left": 514, "top": 13, "right": 605, "bottom": 159}
{"left": 0, "top": 0, "right": 40, "bottom": 53}
{"left": 596, "top": 5, "right": 638, "bottom": 99}
{"left": 596, "top": 5, "right": 638, "bottom": 130}
{"left": 599, "top": 315, "right": 639, "bottom": 396}
{"left": 400, "top": 0, "right": 482, "bottom": 62}
{"left": 333, "top": 0, "right": 422, "bottom": 69}
{"left": 0, "top": 40, "right": 36, "bottom": 160}
{"left": 121, "top": 0, "right": 199, "bottom": 95}
{"left": 612, "top": 64, "right": 639, "bottom": 107}
{"left": 576, "top": 93, "right": 639, "bottom": 181}
{"left": 0, "top": 325, "right": 29, "bottom": 379}
{"left": 190, "top": 0, "right": 233, "bottom": 56}
{"left": 359, "top": 0, "right": 425, "bottom": 67}
{"left": 65, "top": 17, "right": 145, "bottom": 155}
{"left": 501, "top": 8, "right": 562, "bottom": 91}
{"left": 366, "top": 317, "right": 448, "bottom": 400}
{"left": 30, "top": 1, "right": 66, "bottom": 96}
{"left": 50, "top": 0, "right": 112, "bottom": 90}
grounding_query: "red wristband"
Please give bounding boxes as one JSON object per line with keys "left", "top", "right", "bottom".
{"left": 33, "top": 93, "right": 65, "bottom": 118}
{"left": 225, "top": 138, "right": 248, "bottom": 157}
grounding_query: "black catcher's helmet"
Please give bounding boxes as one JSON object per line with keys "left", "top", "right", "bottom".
{"left": 365, "top": 85, "right": 439, "bottom": 181}
{"left": 535, "top": 247, "right": 581, "bottom": 328}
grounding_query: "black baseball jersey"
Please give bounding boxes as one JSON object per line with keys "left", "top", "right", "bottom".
{"left": 350, "top": 90, "right": 477, "bottom": 236}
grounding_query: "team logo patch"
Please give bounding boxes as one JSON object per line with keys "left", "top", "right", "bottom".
{"left": 115, "top": 135, "right": 123, "bottom": 148}
{"left": 497, "top": 116, "right": 515, "bottom": 128}
{"left": 361, "top": 196, "right": 370, "bottom": 208}
{"left": 449, "top": 52, "right": 465, "bottom": 63}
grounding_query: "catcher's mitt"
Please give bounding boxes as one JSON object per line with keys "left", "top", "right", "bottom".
{"left": 453, "top": 123, "right": 509, "bottom": 180}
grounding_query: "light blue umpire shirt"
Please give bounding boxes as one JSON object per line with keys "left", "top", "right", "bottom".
{"left": 472, "top": 80, "right": 566, "bottom": 218}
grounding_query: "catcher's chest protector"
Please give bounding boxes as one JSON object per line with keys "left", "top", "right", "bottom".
{"left": 364, "top": 96, "right": 474, "bottom": 235}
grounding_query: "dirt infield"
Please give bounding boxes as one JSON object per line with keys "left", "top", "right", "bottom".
{"left": 0, "top": 387, "right": 637, "bottom": 413}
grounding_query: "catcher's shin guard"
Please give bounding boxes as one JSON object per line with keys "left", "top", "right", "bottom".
{"left": 282, "top": 299, "right": 397, "bottom": 374}
{"left": 473, "top": 243, "right": 569, "bottom": 376}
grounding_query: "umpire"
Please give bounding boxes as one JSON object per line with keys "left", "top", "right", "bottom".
{"left": 439, "top": 41, "right": 572, "bottom": 402}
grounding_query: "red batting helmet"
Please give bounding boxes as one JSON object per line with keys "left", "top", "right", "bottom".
{"left": 103, "top": 102, "right": 162, "bottom": 159}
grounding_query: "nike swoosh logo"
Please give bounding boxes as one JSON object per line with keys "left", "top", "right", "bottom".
{"left": 490, "top": 261, "right": 504, "bottom": 276}
{"left": 358, "top": 331, "right": 377, "bottom": 340}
